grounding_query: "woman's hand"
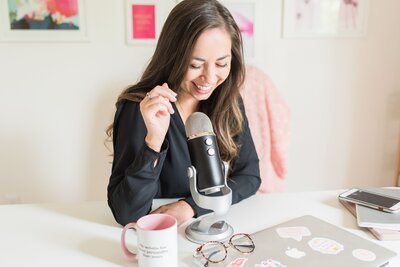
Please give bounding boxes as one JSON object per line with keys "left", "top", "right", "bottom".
{"left": 151, "top": 200, "right": 195, "bottom": 225}
{"left": 140, "top": 83, "right": 177, "bottom": 152}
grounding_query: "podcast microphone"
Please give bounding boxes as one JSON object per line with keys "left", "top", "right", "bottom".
{"left": 184, "top": 112, "right": 233, "bottom": 243}
{"left": 185, "top": 112, "right": 224, "bottom": 195}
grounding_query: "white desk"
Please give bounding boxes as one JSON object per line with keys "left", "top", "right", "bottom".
{"left": 1, "top": 190, "right": 399, "bottom": 266}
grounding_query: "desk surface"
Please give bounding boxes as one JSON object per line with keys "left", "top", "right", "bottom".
{"left": 1, "top": 190, "right": 399, "bottom": 266}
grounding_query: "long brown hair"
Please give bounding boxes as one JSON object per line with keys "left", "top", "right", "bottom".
{"left": 106, "top": 0, "right": 245, "bottom": 162}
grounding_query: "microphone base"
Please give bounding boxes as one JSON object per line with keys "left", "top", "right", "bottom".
{"left": 185, "top": 220, "right": 234, "bottom": 244}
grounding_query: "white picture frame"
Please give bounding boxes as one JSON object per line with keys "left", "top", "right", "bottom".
{"left": 0, "top": 0, "right": 89, "bottom": 42}
{"left": 222, "top": 0, "right": 256, "bottom": 60}
{"left": 175, "top": 0, "right": 257, "bottom": 59}
{"left": 125, "top": 0, "right": 160, "bottom": 46}
{"left": 283, "top": 0, "right": 370, "bottom": 38}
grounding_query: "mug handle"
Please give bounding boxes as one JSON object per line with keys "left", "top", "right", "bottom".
{"left": 121, "top": 222, "right": 138, "bottom": 260}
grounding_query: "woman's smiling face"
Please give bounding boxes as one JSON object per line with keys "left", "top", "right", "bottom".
{"left": 179, "top": 27, "right": 232, "bottom": 103}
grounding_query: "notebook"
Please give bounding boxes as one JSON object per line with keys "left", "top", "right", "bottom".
{"left": 193, "top": 215, "right": 397, "bottom": 267}
{"left": 340, "top": 199, "right": 400, "bottom": 241}
{"left": 357, "top": 204, "right": 400, "bottom": 230}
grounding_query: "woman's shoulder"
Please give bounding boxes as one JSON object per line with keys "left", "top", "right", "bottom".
{"left": 117, "top": 99, "right": 140, "bottom": 112}
{"left": 114, "top": 99, "right": 142, "bottom": 123}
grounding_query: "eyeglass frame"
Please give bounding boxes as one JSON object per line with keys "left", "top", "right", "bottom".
{"left": 195, "top": 233, "right": 255, "bottom": 264}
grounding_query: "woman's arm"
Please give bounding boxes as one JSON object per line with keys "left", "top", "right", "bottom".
{"left": 107, "top": 100, "right": 169, "bottom": 226}
{"left": 227, "top": 109, "right": 261, "bottom": 205}
{"left": 229, "top": 97, "right": 261, "bottom": 204}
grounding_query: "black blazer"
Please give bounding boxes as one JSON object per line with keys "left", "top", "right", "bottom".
{"left": 107, "top": 98, "right": 261, "bottom": 225}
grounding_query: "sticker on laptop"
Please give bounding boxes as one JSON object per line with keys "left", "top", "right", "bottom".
{"left": 227, "top": 257, "right": 247, "bottom": 267}
{"left": 275, "top": 226, "right": 311, "bottom": 241}
{"left": 255, "top": 259, "right": 287, "bottom": 267}
{"left": 285, "top": 247, "right": 306, "bottom": 259}
{"left": 352, "top": 249, "right": 376, "bottom": 262}
{"left": 308, "top": 237, "right": 344, "bottom": 254}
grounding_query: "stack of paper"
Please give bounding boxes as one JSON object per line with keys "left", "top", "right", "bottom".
{"left": 339, "top": 187, "right": 400, "bottom": 241}
{"left": 357, "top": 204, "right": 400, "bottom": 230}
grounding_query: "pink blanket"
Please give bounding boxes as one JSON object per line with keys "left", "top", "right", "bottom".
{"left": 240, "top": 65, "right": 290, "bottom": 193}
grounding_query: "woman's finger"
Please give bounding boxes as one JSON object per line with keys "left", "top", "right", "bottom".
{"left": 147, "top": 83, "right": 177, "bottom": 102}
{"left": 145, "top": 95, "right": 174, "bottom": 114}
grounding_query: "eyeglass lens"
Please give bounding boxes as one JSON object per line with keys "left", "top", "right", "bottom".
{"left": 200, "top": 242, "right": 227, "bottom": 263}
{"left": 230, "top": 234, "right": 255, "bottom": 253}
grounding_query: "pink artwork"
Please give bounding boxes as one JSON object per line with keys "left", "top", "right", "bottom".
{"left": 340, "top": 0, "right": 359, "bottom": 29}
{"left": 225, "top": 2, "right": 255, "bottom": 58}
{"left": 131, "top": 4, "right": 155, "bottom": 39}
{"left": 7, "top": 0, "right": 80, "bottom": 30}
{"left": 1, "top": 0, "right": 88, "bottom": 41}
{"left": 47, "top": 0, "right": 78, "bottom": 18}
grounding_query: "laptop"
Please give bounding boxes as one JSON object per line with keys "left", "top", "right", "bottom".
{"left": 193, "top": 215, "right": 397, "bottom": 267}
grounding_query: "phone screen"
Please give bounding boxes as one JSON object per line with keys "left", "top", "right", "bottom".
{"left": 347, "top": 190, "right": 400, "bottom": 209}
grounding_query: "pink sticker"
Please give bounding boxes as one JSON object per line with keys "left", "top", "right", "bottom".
{"left": 131, "top": 4, "right": 155, "bottom": 39}
{"left": 227, "top": 257, "right": 248, "bottom": 267}
{"left": 257, "top": 259, "right": 287, "bottom": 267}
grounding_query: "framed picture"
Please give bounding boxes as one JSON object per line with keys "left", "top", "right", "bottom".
{"left": 0, "top": 0, "right": 89, "bottom": 42}
{"left": 125, "top": 0, "right": 174, "bottom": 45}
{"left": 223, "top": 1, "right": 256, "bottom": 59}
{"left": 176, "top": 0, "right": 257, "bottom": 59}
{"left": 125, "top": 0, "right": 159, "bottom": 45}
{"left": 175, "top": 0, "right": 256, "bottom": 59}
{"left": 283, "top": 0, "right": 370, "bottom": 38}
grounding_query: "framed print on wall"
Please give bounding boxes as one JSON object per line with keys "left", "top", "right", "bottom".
{"left": 0, "top": 0, "right": 89, "bottom": 42}
{"left": 125, "top": 0, "right": 159, "bottom": 45}
{"left": 283, "top": 0, "right": 370, "bottom": 38}
{"left": 174, "top": 0, "right": 256, "bottom": 59}
{"left": 223, "top": 1, "right": 256, "bottom": 59}
{"left": 175, "top": 0, "right": 256, "bottom": 59}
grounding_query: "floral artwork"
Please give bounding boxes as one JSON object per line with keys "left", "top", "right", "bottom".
{"left": 0, "top": 0, "right": 87, "bottom": 41}
{"left": 7, "top": 0, "right": 80, "bottom": 30}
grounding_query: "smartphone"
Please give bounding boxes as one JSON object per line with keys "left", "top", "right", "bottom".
{"left": 338, "top": 188, "right": 400, "bottom": 213}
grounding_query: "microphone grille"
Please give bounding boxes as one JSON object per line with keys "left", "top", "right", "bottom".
{"left": 185, "top": 112, "right": 214, "bottom": 138}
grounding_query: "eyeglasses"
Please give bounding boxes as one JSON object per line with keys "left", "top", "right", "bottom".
{"left": 195, "top": 233, "right": 255, "bottom": 265}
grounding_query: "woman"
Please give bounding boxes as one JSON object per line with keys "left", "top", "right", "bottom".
{"left": 107, "top": 0, "right": 260, "bottom": 226}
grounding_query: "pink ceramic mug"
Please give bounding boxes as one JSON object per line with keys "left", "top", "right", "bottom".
{"left": 121, "top": 213, "right": 178, "bottom": 267}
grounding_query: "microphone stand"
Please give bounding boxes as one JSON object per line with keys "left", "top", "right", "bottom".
{"left": 185, "top": 161, "right": 234, "bottom": 243}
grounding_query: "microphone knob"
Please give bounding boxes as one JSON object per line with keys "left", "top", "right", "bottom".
{"left": 204, "top": 138, "right": 213, "bottom": 146}
{"left": 207, "top": 148, "right": 215, "bottom": 156}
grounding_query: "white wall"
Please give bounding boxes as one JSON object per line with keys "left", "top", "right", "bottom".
{"left": 259, "top": 0, "right": 400, "bottom": 191}
{"left": 0, "top": 0, "right": 399, "bottom": 204}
